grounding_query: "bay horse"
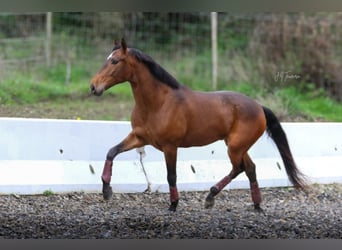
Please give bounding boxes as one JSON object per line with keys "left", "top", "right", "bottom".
{"left": 90, "top": 39, "right": 306, "bottom": 212}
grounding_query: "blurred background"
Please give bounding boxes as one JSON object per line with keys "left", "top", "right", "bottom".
{"left": 0, "top": 12, "right": 341, "bottom": 121}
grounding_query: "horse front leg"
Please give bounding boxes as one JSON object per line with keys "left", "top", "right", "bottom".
{"left": 102, "top": 131, "right": 145, "bottom": 200}
{"left": 163, "top": 147, "right": 179, "bottom": 212}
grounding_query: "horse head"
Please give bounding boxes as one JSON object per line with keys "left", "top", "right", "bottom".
{"left": 90, "top": 38, "right": 130, "bottom": 96}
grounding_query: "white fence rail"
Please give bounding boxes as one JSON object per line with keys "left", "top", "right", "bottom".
{"left": 0, "top": 117, "right": 341, "bottom": 194}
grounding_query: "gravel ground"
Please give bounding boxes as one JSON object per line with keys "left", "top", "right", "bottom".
{"left": 0, "top": 183, "right": 341, "bottom": 239}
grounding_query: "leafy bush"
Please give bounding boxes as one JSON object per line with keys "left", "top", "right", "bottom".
{"left": 249, "top": 13, "right": 342, "bottom": 101}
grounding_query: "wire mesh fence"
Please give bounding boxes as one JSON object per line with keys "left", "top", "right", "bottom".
{"left": 1, "top": 12, "right": 341, "bottom": 100}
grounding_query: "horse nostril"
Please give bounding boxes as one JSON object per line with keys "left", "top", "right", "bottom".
{"left": 90, "top": 84, "right": 95, "bottom": 93}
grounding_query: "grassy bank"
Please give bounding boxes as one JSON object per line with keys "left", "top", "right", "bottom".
{"left": 1, "top": 54, "right": 342, "bottom": 122}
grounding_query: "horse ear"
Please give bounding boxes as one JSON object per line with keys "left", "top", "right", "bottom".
{"left": 121, "top": 38, "right": 127, "bottom": 53}
{"left": 114, "top": 39, "right": 119, "bottom": 46}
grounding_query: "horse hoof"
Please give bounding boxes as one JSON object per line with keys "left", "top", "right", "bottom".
{"left": 102, "top": 185, "right": 113, "bottom": 200}
{"left": 168, "top": 201, "right": 178, "bottom": 212}
{"left": 168, "top": 205, "right": 177, "bottom": 212}
{"left": 254, "top": 204, "right": 265, "bottom": 214}
{"left": 204, "top": 197, "right": 215, "bottom": 209}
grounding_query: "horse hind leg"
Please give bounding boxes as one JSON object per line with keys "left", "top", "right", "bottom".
{"left": 205, "top": 146, "right": 245, "bottom": 209}
{"left": 243, "top": 153, "right": 263, "bottom": 211}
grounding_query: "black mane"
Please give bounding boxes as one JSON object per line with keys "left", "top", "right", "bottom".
{"left": 130, "top": 48, "right": 181, "bottom": 89}
{"left": 113, "top": 46, "right": 180, "bottom": 89}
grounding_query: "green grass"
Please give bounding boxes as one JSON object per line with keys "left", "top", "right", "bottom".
{"left": 43, "top": 190, "right": 54, "bottom": 196}
{"left": 0, "top": 63, "right": 133, "bottom": 105}
{"left": 0, "top": 76, "right": 70, "bottom": 104}
{"left": 1, "top": 53, "right": 342, "bottom": 122}
{"left": 279, "top": 87, "right": 342, "bottom": 121}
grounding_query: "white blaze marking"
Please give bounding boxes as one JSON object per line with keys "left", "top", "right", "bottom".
{"left": 107, "top": 52, "right": 113, "bottom": 60}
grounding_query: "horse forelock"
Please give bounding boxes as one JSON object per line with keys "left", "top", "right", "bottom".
{"left": 106, "top": 44, "right": 121, "bottom": 60}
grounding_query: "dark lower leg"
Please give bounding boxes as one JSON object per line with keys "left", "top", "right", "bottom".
{"left": 102, "top": 160, "right": 113, "bottom": 200}
{"left": 164, "top": 149, "right": 179, "bottom": 212}
{"left": 250, "top": 181, "right": 262, "bottom": 209}
{"left": 167, "top": 171, "right": 179, "bottom": 211}
{"left": 100, "top": 133, "right": 145, "bottom": 201}
{"left": 213, "top": 175, "right": 233, "bottom": 191}
{"left": 101, "top": 142, "right": 125, "bottom": 200}
{"left": 205, "top": 153, "right": 245, "bottom": 209}
{"left": 205, "top": 145, "right": 246, "bottom": 209}
{"left": 243, "top": 154, "right": 262, "bottom": 210}
{"left": 169, "top": 186, "right": 179, "bottom": 211}
{"left": 205, "top": 174, "right": 233, "bottom": 209}
{"left": 102, "top": 160, "right": 113, "bottom": 183}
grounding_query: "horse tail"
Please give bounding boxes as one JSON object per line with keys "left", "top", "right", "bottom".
{"left": 262, "top": 106, "right": 307, "bottom": 189}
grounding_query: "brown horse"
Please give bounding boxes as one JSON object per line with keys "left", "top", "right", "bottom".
{"left": 90, "top": 39, "right": 306, "bottom": 212}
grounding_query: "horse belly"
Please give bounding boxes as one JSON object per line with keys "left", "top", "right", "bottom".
{"left": 179, "top": 97, "right": 233, "bottom": 147}
{"left": 179, "top": 121, "right": 228, "bottom": 147}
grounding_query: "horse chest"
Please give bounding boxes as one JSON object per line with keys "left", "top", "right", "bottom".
{"left": 132, "top": 114, "right": 185, "bottom": 150}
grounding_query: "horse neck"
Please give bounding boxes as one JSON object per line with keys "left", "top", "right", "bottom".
{"left": 128, "top": 64, "right": 169, "bottom": 112}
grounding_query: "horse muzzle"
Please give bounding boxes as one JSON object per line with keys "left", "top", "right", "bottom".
{"left": 90, "top": 84, "right": 104, "bottom": 96}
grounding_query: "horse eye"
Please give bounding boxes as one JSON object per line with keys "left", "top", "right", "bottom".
{"left": 111, "top": 59, "right": 119, "bottom": 65}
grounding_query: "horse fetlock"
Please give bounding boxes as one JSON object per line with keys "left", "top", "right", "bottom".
{"left": 204, "top": 187, "right": 219, "bottom": 209}
{"left": 253, "top": 204, "right": 266, "bottom": 215}
{"left": 250, "top": 181, "right": 262, "bottom": 204}
{"left": 254, "top": 203, "right": 261, "bottom": 210}
{"left": 204, "top": 194, "right": 215, "bottom": 209}
{"left": 168, "top": 200, "right": 178, "bottom": 212}
{"left": 102, "top": 183, "right": 113, "bottom": 200}
{"left": 210, "top": 186, "right": 220, "bottom": 196}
